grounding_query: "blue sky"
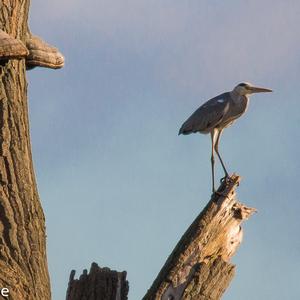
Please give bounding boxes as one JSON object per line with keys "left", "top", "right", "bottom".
{"left": 27, "top": 1, "right": 300, "bottom": 299}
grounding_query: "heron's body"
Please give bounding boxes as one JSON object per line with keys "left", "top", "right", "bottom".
{"left": 179, "top": 92, "right": 249, "bottom": 135}
{"left": 179, "top": 82, "right": 272, "bottom": 193}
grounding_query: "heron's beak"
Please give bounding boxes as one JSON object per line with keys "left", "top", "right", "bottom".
{"left": 248, "top": 86, "right": 273, "bottom": 93}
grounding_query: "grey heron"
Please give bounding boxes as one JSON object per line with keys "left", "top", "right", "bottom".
{"left": 179, "top": 82, "right": 272, "bottom": 193}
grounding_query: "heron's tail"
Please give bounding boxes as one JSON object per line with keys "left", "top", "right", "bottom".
{"left": 178, "top": 124, "right": 191, "bottom": 135}
{"left": 179, "top": 117, "right": 196, "bottom": 135}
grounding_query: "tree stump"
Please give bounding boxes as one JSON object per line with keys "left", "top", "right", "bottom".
{"left": 66, "top": 262, "right": 129, "bottom": 300}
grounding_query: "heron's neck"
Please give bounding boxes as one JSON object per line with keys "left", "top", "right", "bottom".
{"left": 230, "top": 90, "right": 248, "bottom": 104}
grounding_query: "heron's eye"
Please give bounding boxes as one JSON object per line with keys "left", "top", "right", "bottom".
{"left": 238, "top": 83, "right": 247, "bottom": 87}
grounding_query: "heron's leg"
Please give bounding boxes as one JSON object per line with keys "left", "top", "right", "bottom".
{"left": 215, "top": 129, "right": 229, "bottom": 178}
{"left": 210, "top": 130, "right": 217, "bottom": 193}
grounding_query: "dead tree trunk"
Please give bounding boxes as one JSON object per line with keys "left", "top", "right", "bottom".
{"left": 67, "top": 175, "right": 256, "bottom": 300}
{"left": 66, "top": 263, "right": 129, "bottom": 300}
{"left": 0, "top": 2, "right": 63, "bottom": 299}
{"left": 142, "top": 174, "right": 256, "bottom": 300}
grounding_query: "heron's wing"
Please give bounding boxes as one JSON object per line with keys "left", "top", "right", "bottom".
{"left": 179, "top": 93, "right": 230, "bottom": 135}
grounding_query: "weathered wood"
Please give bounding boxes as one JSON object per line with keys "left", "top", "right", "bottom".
{"left": 143, "top": 174, "right": 256, "bottom": 300}
{"left": 66, "top": 262, "right": 129, "bottom": 300}
{"left": 0, "top": 2, "right": 51, "bottom": 299}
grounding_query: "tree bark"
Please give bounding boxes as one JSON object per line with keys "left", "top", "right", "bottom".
{"left": 0, "top": 1, "right": 51, "bottom": 299}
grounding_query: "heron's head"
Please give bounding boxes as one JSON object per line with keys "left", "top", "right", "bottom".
{"left": 233, "top": 82, "right": 272, "bottom": 96}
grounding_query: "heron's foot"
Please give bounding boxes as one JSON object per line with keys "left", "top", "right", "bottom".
{"left": 220, "top": 174, "right": 231, "bottom": 184}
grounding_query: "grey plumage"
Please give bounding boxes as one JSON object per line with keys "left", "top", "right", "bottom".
{"left": 179, "top": 82, "right": 272, "bottom": 193}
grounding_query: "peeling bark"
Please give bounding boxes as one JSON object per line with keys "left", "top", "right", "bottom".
{"left": 0, "top": 1, "right": 51, "bottom": 299}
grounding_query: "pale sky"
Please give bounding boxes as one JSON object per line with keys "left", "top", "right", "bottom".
{"left": 27, "top": 1, "right": 300, "bottom": 299}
